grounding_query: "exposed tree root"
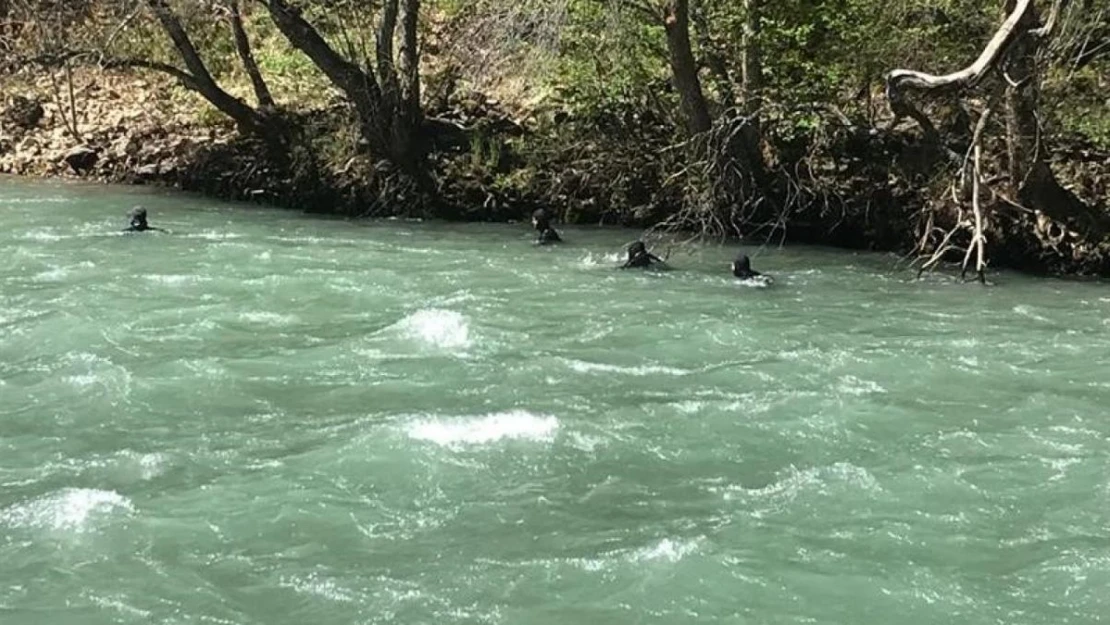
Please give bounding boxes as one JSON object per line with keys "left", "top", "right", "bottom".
{"left": 888, "top": 0, "right": 1103, "bottom": 281}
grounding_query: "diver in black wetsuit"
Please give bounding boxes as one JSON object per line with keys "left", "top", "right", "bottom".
{"left": 531, "top": 209, "right": 561, "bottom": 244}
{"left": 621, "top": 240, "right": 665, "bottom": 269}
{"left": 731, "top": 254, "right": 761, "bottom": 279}
{"left": 123, "top": 207, "right": 166, "bottom": 233}
{"left": 732, "top": 253, "right": 772, "bottom": 284}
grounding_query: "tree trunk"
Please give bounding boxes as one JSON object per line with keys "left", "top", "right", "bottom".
{"left": 740, "top": 0, "right": 762, "bottom": 116}
{"left": 261, "top": 0, "right": 427, "bottom": 179}
{"left": 228, "top": 0, "right": 275, "bottom": 109}
{"left": 145, "top": 0, "right": 267, "bottom": 136}
{"left": 392, "top": 0, "right": 422, "bottom": 171}
{"left": 376, "top": 0, "right": 400, "bottom": 100}
{"left": 691, "top": 0, "right": 734, "bottom": 107}
{"left": 260, "top": 0, "right": 377, "bottom": 126}
{"left": 0, "top": 0, "right": 10, "bottom": 49}
{"left": 1002, "top": 0, "right": 1106, "bottom": 233}
{"left": 662, "top": 0, "right": 712, "bottom": 135}
{"left": 1003, "top": 0, "right": 1041, "bottom": 195}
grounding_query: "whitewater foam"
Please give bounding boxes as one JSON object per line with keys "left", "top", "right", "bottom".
{"left": 126, "top": 451, "right": 169, "bottom": 480}
{"left": 632, "top": 537, "right": 702, "bottom": 563}
{"left": 578, "top": 252, "right": 626, "bottom": 268}
{"left": 395, "top": 309, "right": 471, "bottom": 349}
{"left": 59, "top": 351, "right": 132, "bottom": 398}
{"left": 279, "top": 574, "right": 358, "bottom": 603}
{"left": 566, "top": 431, "right": 606, "bottom": 452}
{"left": 0, "top": 488, "right": 134, "bottom": 532}
{"left": 17, "top": 228, "right": 65, "bottom": 242}
{"left": 406, "top": 410, "right": 559, "bottom": 446}
{"left": 736, "top": 275, "right": 774, "bottom": 288}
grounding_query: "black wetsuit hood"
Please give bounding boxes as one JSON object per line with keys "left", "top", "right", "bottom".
{"left": 732, "top": 254, "right": 760, "bottom": 278}
{"left": 623, "top": 241, "right": 661, "bottom": 268}
{"left": 127, "top": 207, "right": 150, "bottom": 232}
{"left": 531, "top": 209, "right": 561, "bottom": 243}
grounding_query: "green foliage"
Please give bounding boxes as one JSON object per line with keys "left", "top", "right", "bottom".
{"left": 1045, "top": 65, "right": 1110, "bottom": 150}
{"left": 469, "top": 126, "right": 504, "bottom": 170}
{"left": 546, "top": 2, "right": 673, "bottom": 122}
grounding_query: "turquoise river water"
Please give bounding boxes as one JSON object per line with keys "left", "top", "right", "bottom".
{"left": 1, "top": 177, "right": 1108, "bottom": 624}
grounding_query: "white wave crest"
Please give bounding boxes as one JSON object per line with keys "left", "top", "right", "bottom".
{"left": 33, "top": 267, "right": 69, "bottom": 282}
{"left": 722, "top": 462, "right": 882, "bottom": 504}
{"left": 238, "top": 311, "right": 298, "bottom": 326}
{"left": 143, "top": 274, "right": 210, "bottom": 286}
{"left": 406, "top": 410, "right": 559, "bottom": 446}
{"left": 395, "top": 309, "right": 471, "bottom": 349}
{"left": 186, "top": 231, "right": 245, "bottom": 241}
{"left": 120, "top": 451, "right": 168, "bottom": 481}
{"left": 1, "top": 488, "right": 134, "bottom": 532}
{"left": 560, "top": 357, "right": 690, "bottom": 377}
{"left": 835, "top": 375, "right": 886, "bottom": 396}
{"left": 17, "top": 229, "right": 65, "bottom": 242}
{"left": 1013, "top": 304, "right": 1052, "bottom": 323}
{"left": 632, "top": 537, "right": 702, "bottom": 563}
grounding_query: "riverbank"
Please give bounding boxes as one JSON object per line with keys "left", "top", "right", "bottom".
{"left": 3, "top": 68, "right": 1109, "bottom": 277}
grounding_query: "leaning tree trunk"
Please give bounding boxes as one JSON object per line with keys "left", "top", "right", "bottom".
{"left": 145, "top": 0, "right": 269, "bottom": 136}
{"left": 662, "top": 0, "right": 712, "bottom": 135}
{"left": 1004, "top": 1, "right": 1041, "bottom": 196}
{"left": 227, "top": 0, "right": 275, "bottom": 109}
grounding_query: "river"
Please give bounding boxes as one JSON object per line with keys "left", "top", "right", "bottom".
{"left": 1, "top": 177, "right": 1107, "bottom": 624}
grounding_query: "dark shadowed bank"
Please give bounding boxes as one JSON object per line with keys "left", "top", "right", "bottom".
{"left": 2, "top": 66, "right": 1109, "bottom": 278}
{"left": 0, "top": 71, "right": 907, "bottom": 231}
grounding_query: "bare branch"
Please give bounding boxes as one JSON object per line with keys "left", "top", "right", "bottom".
{"left": 259, "top": 0, "right": 378, "bottom": 118}
{"left": 1032, "top": 0, "right": 1069, "bottom": 37}
{"left": 103, "top": 0, "right": 144, "bottom": 51}
{"left": 885, "top": 0, "right": 1034, "bottom": 95}
{"left": 99, "top": 56, "right": 202, "bottom": 91}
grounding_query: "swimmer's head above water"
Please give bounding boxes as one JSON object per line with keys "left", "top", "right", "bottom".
{"left": 531, "top": 208, "right": 561, "bottom": 244}
{"left": 127, "top": 206, "right": 149, "bottom": 231}
{"left": 622, "top": 240, "right": 663, "bottom": 268}
{"left": 732, "top": 254, "right": 759, "bottom": 279}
